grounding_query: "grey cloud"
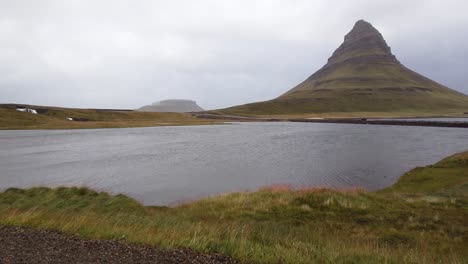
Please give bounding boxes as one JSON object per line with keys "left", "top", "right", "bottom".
{"left": 0, "top": 0, "right": 467, "bottom": 109}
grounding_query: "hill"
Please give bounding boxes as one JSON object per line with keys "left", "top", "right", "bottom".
{"left": 136, "top": 99, "right": 204, "bottom": 113}
{"left": 218, "top": 20, "right": 468, "bottom": 117}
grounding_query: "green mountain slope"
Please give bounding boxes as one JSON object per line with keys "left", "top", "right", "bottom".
{"left": 220, "top": 20, "right": 468, "bottom": 117}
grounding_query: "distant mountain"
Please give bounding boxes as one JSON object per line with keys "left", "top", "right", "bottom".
{"left": 219, "top": 20, "right": 468, "bottom": 116}
{"left": 136, "top": 99, "right": 204, "bottom": 113}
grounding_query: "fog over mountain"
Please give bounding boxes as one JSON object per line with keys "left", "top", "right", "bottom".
{"left": 0, "top": 0, "right": 467, "bottom": 110}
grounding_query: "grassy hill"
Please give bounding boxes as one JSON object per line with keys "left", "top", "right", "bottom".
{"left": 0, "top": 151, "right": 467, "bottom": 263}
{"left": 0, "top": 104, "right": 218, "bottom": 129}
{"left": 218, "top": 20, "right": 468, "bottom": 117}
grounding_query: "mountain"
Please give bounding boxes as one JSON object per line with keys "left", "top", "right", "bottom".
{"left": 136, "top": 99, "right": 204, "bottom": 113}
{"left": 219, "top": 20, "right": 468, "bottom": 116}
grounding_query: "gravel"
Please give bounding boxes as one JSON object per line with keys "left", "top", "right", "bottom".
{"left": 0, "top": 226, "right": 240, "bottom": 264}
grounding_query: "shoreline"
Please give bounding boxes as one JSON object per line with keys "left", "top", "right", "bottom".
{"left": 194, "top": 113, "right": 468, "bottom": 128}
{"left": 288, "top": 118, "right": 468, "bottom": 128}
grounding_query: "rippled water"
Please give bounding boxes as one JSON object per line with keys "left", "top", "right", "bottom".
{"left": 0, "top": 122, "right": 467, "bottom": 205}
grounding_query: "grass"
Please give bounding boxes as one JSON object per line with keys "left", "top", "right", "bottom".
{"left": 0, "top": 104, "right": 221, "bottom": 129}
{"left": 218, "top": 86, "right": 468, "bottom": 117}
{"left": 0, "top": 152, "right": 467, "bottom": 263}
{"left": 381, "top": 151, "right": 468, "bottom": 197}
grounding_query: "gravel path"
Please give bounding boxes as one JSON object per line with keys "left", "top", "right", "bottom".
{"left": 0, "top": 226, "right": 239, "bottom": 264}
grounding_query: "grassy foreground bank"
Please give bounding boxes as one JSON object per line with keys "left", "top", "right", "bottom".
{"left": 0, "top": 152, "right": 467, "bottom": 263}
{"left": 0, "top": 104, "right": 219, "bottom": 129}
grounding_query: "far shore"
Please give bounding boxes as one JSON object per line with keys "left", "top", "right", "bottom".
{"left": 1, "top": 103, "right": 468, "bottom": 130}
{"left": 193, "top": 113, "right": 468, "bottom": 128}
{"left": 0, "top": 104, "right": 224, "bottom": 130}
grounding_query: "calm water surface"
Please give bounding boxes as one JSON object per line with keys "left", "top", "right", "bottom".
{"left": 0, "top": 122, "right": 467, "bottom": 205}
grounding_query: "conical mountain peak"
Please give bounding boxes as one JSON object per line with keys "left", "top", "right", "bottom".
{"left": 327, "top": 20, "right": 398, "bottom": 65}
{"left": 345, "top": 20, "right": 380, "bottom": 41}
{"left": 219, "top": 20, "right": 468, "bottom": 116}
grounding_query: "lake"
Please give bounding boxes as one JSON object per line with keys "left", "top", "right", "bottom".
{"left": 0, "top": 122, "right": 467, "bottom": 205}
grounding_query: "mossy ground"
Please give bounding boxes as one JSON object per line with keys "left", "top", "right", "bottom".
{"left": 0, "top": 152, "right": 467, "bottom": 263}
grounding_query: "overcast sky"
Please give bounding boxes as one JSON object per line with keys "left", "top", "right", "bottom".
{"left": 0, "top": 0, "right": 467, "bottom": 110}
